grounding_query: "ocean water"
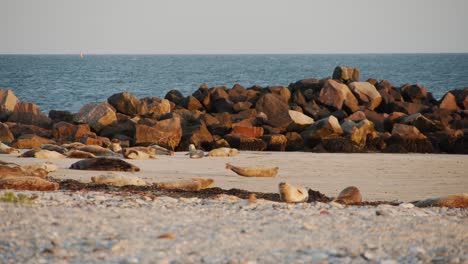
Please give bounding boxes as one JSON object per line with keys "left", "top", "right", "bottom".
{"left": 0, "top": 54, "right": 467, "bottom": 113}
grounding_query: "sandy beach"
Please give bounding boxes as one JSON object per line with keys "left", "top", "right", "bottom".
{"left": 1, "top": 151, "right": 467, "bottom": 202}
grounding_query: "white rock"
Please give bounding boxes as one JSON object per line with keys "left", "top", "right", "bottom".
{"left": 399, "top": 203, "right": 415, "bottom": 209}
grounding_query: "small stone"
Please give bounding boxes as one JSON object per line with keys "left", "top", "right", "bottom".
{"left": 362, "top": 251, "right": 376, "bottom": 261}
{"left": 399, "top": 203, "right": 415, "bottom": 209}
{"left": 380, "top": 260, "right": 398, "bottom": 264}
{"left": 329, "top": 201, "right": 345, "bottom": 209}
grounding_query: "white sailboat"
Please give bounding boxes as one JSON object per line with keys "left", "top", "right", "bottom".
{"left": 80, "top": 52, "right": 84, "bottom": 59}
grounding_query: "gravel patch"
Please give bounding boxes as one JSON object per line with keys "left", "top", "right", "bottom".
{"left": 0, "top": 190, "right": 467, "bottom": 264}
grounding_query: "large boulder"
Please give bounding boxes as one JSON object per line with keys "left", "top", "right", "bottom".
{"left": 8, "top": 102, "right": 52, "bottom": 128}
{"left": 107, "top": 92, "right": 142, "bottom": 116}
{"left": 231, "top": 126, "right": 264, "bottom": 138}
{"left": 0, "top": 89, "right": 19, "bottom": 121}
{"left": 348, "top": 82, "right": 382, "bottom": 110}
{"left": 184, "top": 96, "right": 204, "bottom": 111}
{"left": 7, "top": 123, "right": 52, "bottom": 138}
{"left": 287, "top": 110, "right": 314, "bottom": 131}
{"left": 285, "top": 132, "right": 304, "bottom": 151}
{"left": 228, "top": 84, "right": 248, "bottom": 103}
{"left": 301, "top": 115, "right": 343, "bottom": 145}
{"left": 73, "top": 102, "right": 117, "bottom": 132}
{"left": 164, "top": 90, "right": 185, "bottom": 106}
{"left": 0, "top": 123, "right": 14, "bottom": 144}
{"left": 401, "top": 113, "right": 439, "bottom": 133}
{"left": 387, "top": 101, "right": 430, "bottom": 115}
{"left": 178, "top": 120, "right": 214, "bottom": 151}
{"left": 12, "top": 134, "right": 56, "bottom": 149}
{"left": 134, "top": 117, "right": 182, "bottom": 150}
{"left": 450, "top": 88, "right": 468, "bottom": 109}
{"left": 262, "top": 134, "right": 287, "bottom": 151}
{"left": 318, "top": 80, "right": 359, "bottom": 113}
{"left": 320, "top": 136, "right": 363, "bottom": 153}
{"left": 332, "top": 66, "right": 360, "bottom": 83}
{"left": 255, "top": 93, "right": 289, "bottom": 119}
{"left": 438, "top": 92, "right": 459, "bottom": 111}
{"left": 401, "top": 84, "right": 436, "bottom": 105}
{"left": 224, "top": 134, "right": 266, "bottom": 151}
{"left": 267, "top": 86, "right": 291, "bottom": 104}
{"left": 48, "top": 110, "right": 74, "bottom": 123}
{"left": 391, "top": 124, "right": 426, "bottom": 140}
{"left": 140, "top": 98, "right": 171, "bottom": 118}
{"left": 341, "top": 119, "right": 375, "bottom": 147}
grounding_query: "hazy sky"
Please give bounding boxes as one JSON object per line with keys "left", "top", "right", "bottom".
{"left": 1, "top": 0, "right": 467, "bottom": 54}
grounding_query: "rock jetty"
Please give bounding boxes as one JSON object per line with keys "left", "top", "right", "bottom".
{"left": 0, "top": 66, "right": 467, "bottom": 153}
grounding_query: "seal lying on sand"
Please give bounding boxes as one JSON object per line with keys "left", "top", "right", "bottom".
{"left": 109, "top": 139, "right": 122, "bottom": 153}
{"left": 207, "top": 147, "right": 239, "bottom": 157}
{"left": 41, "top": 144, "right": 68, "bottom": 154}
{"left": 225, "top": 163, "right": 278, "bottom": 177}
{"left": 0, "top": 176, "right": 59, "bottom": 191}
{"left": 123, "top": 149, "right": 156, "bottom": 160}
{"left": 186, "top": 144, "right": 204, "bottom": 159}
{"left": 334, "top": 186, "right": 362, "bottom": 204}
{"left": 414, "top": 194, "right": 468, "bottom": 208}
{"left": 61, "top": 142, "right": 85, "bottom": 150}
{"left": 91, "top": 172, "right": 148, "bottom": 186}
{"left": 0, "top": 165, "right": 49, "bottom": 179}
{"left": 22, "top": 162, "right": 58, "bottom": 173}
{"left": 77, "top": 145, "right": 116, "bottom": 157}
{"left": 0, "top": 143, "right": 20, "bottom": 154}
{"left": 65, "top": 150, "right": 97, "bottom": 159}
{"left": 149, "top": 145, "right": 174, "bottom": 156}
{"left": 154, "top": 178, "right": 214, "bottom": 191}
{"left": 69, "top": 157, "right": 140, "bottom": 172}
{"left": 278, "top": 182, "right": 308, "bottom": 203}
{"left": 19, "top": 149, "right": 66, "bottom": 159}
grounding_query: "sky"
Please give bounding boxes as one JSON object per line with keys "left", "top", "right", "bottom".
{"left": 1, "top": 0, "right": 467, "bottom": 54}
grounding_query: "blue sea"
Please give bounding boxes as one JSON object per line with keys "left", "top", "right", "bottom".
{"left": 0, "top": 54, "right": 467, "bottom": 113}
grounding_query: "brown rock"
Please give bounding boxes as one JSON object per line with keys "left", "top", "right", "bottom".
{"left": 48, "top": 110, "right": 74, "bottom": 123}
{"left": 224, "top": 134, "right": 267, "bottom": 151}
{"left": 8, "top": 102, "right": 52, "bottom": 128}
{"left": 7, "top": 123, "right": 52, "bottom": 138}
{"left": 0, "top": 89, "right": 19, "bottom": 121}
{"left": 391, "top": 123, "right": 426, "bottom": 140}
{"left": 184, "top": 96, "right": 204, "bottom": 111}
{"left": 387, "top": 101, "right": 430, "bottom": 115}
{"left": 232, "top": 102, "right": 252, "bottom": 113}
{"left": 12, "top": 134, "right": 56, "bottom": 149}
{"left": 73, "top": 102, "right": 117, "bottom": 132}
{"left": 332, "top": 66, "right": 360, "bottom": 83}
{"left": 401, "top": 84, "right": 435, "bottom": 104}
{"left": 285, "top": 132, "right": 304, "bottom": 151}
{"left": 255, "top": 93, "right": 290, "bottom": 120}
{"left": 348, "top": 82, "right": 382, "bottom": 110}
{"left": 401, "top": 113, "right": 439, "bottom": 133}
{"left": 268, "top": 86, "right": 291, "bottom": 104}
{"left": 300, "top": 115, "right": 343, "bottom": 142}
{"left": 228, "top": 84, "right": 248, "bottom": 103}
{"left": 192, "top": 85, "right": 211, "bottom": 110}
{"left": 140, "top": 98, "right": 171, "bottom": 118}
{"left": 439, "top": 92, "right": 460, "bottom": 111}
{"left": 107, "top": 92, "right": 142, "bottom": 116}
{"left": 231, "top": 126, "right": 264, "bottom": 138}
{"left": 178, "top": 120, "right": 214, "bottom": 151}
{"left": 262, "top": 134, "right": 287, "bottom": 151}
{"left": 134, "top": 117, "right": 182, "bottom": 150}
{"left": 344, "top": 111, "right": 366, "bottom": 122}
{"left": 318, "top": 80, "right": 359, "bottom": 113}
{"left": 320, "top": 136, "right": 363, "bottom": 153}
{"left": 0, "top": 176, "right": 59, "bottom": 191}
{"left": 0, "top": 123, "right": 14, "bottom": 143}
{"left": 341, "top": 119, "right": 375, "bottom": 147}
{"left": 450, "top": 88, "right": 468, "bottom": 109}
{"left": 164, "top": 90, "right": 185, "bottom": 106}
{"left": 383, "top": 112, "right": 407, "bottom": 132}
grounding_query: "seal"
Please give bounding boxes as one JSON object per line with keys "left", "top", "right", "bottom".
{"left": 149, "top": 145, "right": 174, "bottom": 156}
{"left": 34, "top": 150, "right": 66, "bottom": 159}
{"left": 154, "top": 178, "right": 214, "bottom": 191}
{"left": 91, "top": 172, "right": 148, "bottom": 187}
{"left": 334, "top": 186, "right": 362, "bottom": 204}
{"left": 0, "top": 176, "right": 59, "bottom": 191}
{"left": 22, "top": 162, "right": 58, "bottom": 173}
{"left": 187, "top": 144, "right": 205, "bottom": 159}
{"left": 207, "top": 147, "right": 239, "bottom": 157}
{"left": 65, "top": 150, "right": 97, "bottom": 159}
{"left": 40, "top": 144, "right": 68, "bottom": 154}
{"left": 77, "top": 145, "right": 116, "bottom": 157}
{"left": 225, "top": 163, "right": 278, "bottom": 177}
{"left": 0, "top": 165, "right": 49, "bottom": 179}
{"left": 0, "top": 142, "right": 20, "bottom": 154}
{"left": 109, "top": 139, "right": 122, "bottom": 153}
{"left": 123, "top": 148, "right": 156, "bottom": 160}
{"left": 278, "top": 182, "right": 309, "bottom": 203}
{"left": 414, "top": 194, "right": 468, "bottom": 208}
{"left": 61, "top": 142, "right": 85, "bottom": 150}
{"left": 69, "top": 157, "right": 140, "bottom": 172}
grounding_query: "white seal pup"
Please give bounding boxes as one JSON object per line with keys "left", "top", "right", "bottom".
{"left": 278, "top": 182, "right": 309, "bottom": 203}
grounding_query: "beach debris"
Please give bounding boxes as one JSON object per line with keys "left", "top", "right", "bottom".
{"left": 157, "top": 233, "right": 176, "bottom": 239}
{"left": 61, "top": 142, "right": 85, "bottom": 150}
{"left": 0, "top": 176, "right": 59, "bottom": 191}
{"left": 65, "top": 150, "right": 97, "bottom": 159}
{"left": 69, "top": 157, "right": 140, "bottom": 172}
{"left": 91, "top": 172, "right": 148, "bottom": 187}
{"left": 206, "top": 147, "right": 239, "bottom": 157}
{"left": 278, "top": 182, "right": 308, "bottom": 203}
{"left": 225, "top": 163, "right": 278, "bottom": 177}
{"left": 123, "top": 148, "right": 155, "bottom": 160}
{"left": 0, "top": 142, "right": 20, "bottom": 154}
{"left": 0, "top": 165, "right": 49, "bottom": 179}
{"left": 149, "top": 145, "right": 174, "bottom": 156}
{"left": 414, "top": 194, "right": 468, "bottom": 208}
{"left": 154, "top": 178, "right": 214, "bottom": 191}
{"left": 109, "top": 139, "right": 122, "bottom": 153}
{"left": 334, "top": 186, "right": 362, "bottom": 204}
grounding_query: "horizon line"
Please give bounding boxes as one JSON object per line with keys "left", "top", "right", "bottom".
{"left": 1, "top": 52, "right": 468, "bottom": 56}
